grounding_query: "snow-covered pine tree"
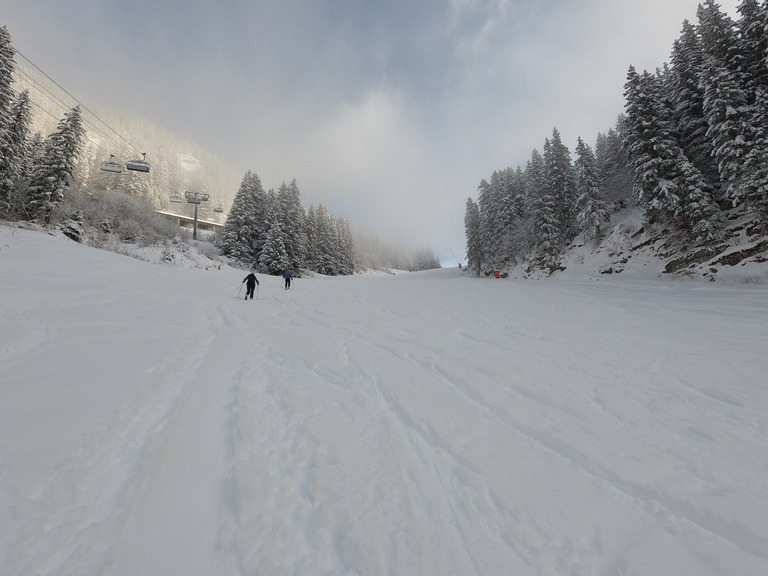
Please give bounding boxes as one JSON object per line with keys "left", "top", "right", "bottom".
{"left": 735, "top": 0, "right": 768, "bottom": 101}
{"left": 0, "top": 90, "right": 31, "bottom": 217}
{"left": 489, "top": 172, "right": 506, "bottom": 261}
{"left": 476, "top": 177, "right": 498, "bottom": 269}
{"left": 543, "top": 128, "right": 576, "bottom": 244}
{"left": 510, "top": 166, "right": 527, "bottom": 220}
{"left": 303, "top": 205, "right": 320, "bottom": 271}
{"left": 250, "top": 180, "right": 271, "bottom": 260}
{"left": 24, "top": 106, "right": 85, "bottom": 224}
{"left": 595, "top": 132, "right": 607, "bottom": 162}
{"left": 311, "top": 204, "right": 330, "bottom": 273}
{"left": 525, "top": 148, "right": 561, "bottom": 271}
{"left": 697, "top": 0, "right": 742, "bottom": 71}
{"left": 0, "top": 26, "right": 14, "bottom": 127}
{"left": 574, "top": 137, "right": 609, "bottom": 241}
{"left": 258, "top": 216, "right": 290, "bottom": 275}
{"left": 476, "top": 168, "right": 521, "bottom": 268}
{"left": 624, "top": 66, "right": 684, "bottom": 225}
{"left": 278, "top": 179, "right": 307, "bottom": 271}
{"left": 313, "top": 204, "right": 339, "bottom": 275}
{"left": 327, "top": 216, "right": 344, "bottom": 275}
{"left": 492, "top": 168, "right": 521, "bottom": 266}
{"left": 743, "top": 82, "right": 768, "bottom": 219}
{"left": 625, "top": 66, "right": 723, "bottom": 241}
{"left": 220, "top": 170, "right": 266, "bottom": 264}
{"left": 495, "top": 167, "right": 527, "bottom": 263}
{"left": 483, "top": 172, "right": 504, "bottom": 267}
{"left": 258, "top": 187, "right": 289, "bottom": 270}
{"left": 676, "top": 156, "right": 724, "bottom": 242}
{"left": 702, "top": 63, "right": 749, "bottom": 197}
{"left": 22, "top": 132, "right": 44, "bottom": 183}
{"left": 335, "top": 216, "right": 355, "bottom": 275}
{"left": 0, "top": 25, "right": 18, "bottom": 214}
{"left": 734, "top": 0, "right": 768, "bottom": 218}
{"left": 594, "top": 117, "right": 633, "bottom": 206}
{"left": 668, "top": 20, "right": 721, "bottom": 189}
{"left": 697, "top": 0, "right": 762, "bottom": 213}
{"left": 303, "top": 204, "right": 356, "bottom": 274}
{"left": 464, "top": 197, "right": 482, "bottom": 275}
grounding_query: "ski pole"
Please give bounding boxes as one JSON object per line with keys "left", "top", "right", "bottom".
{"left": 237, "top": 282, "right": 243, "bottom": 298}
{"left": 256, "top": 283, "right": 259, "bottom": 300}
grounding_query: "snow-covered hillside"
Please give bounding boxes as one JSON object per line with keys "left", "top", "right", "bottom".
{"left": 509, "top": 207, "right": 768, "bottom": 284}
{"left": 1, "top": 224, "right": 767, "bottom": 576}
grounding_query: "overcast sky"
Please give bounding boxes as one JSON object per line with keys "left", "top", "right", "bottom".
{"left": 4, "top": 0, "right": 741, "bottom": 264}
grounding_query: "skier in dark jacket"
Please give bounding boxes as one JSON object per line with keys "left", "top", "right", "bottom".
{"left": 243, "top": 272, "right": 259, "bottom": 300}
{"left": 283, "top": 270, "right": 292, "bottom": 290}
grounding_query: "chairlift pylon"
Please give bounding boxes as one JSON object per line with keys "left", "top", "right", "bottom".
{"left": 126, "top": 152, "right": 150, "bottom": 173}
{"left": 100, "top": 154, "right": 123, "bottom": 174}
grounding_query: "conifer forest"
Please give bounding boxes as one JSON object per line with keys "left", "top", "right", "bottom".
{"left": 465, "top": 0, "right": 768, "bottom": 276}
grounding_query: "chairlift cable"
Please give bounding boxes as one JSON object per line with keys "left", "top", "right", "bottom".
{"left": 14, "top": 78, "right": 170, "bottom": 186}
{"left": 13, "top": 56, "right": 210, "bottom": 196}
{"left": 13, "top": 67, "right": 80, "bottom": 121}
{"left": 15, "top": 64, "right": 130, "bottom": 153}
{"left": 12, "top": 49, "right": 227, "bottom": 209}
{"left": 13, "top": 81, "right": 140, "bottom": 171}
{"left": 23, "top": 96, "right": 71, "bottom": 125}
{"left": 13, "top": 49, "right": 145, "bottom": 158}
{"left": 24, "top": 98, "right": 134, "bottom": 172}
{"left": 15, "top": 79, "right": 184, "bottom": 190}
{"left": 20, "top": 86, "right": 178, "bottom": 186}
{"left": 21, "top": 87, "right": 133, "bottom": 159}
{"left": 12, "top": 72, "right": 146, "bottom": 169}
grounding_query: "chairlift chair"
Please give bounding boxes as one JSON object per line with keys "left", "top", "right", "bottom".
{"left": 126, "top": 152, "right": 150, "bottom": 173}
{"left": 213, "top": 203, "right": 224, "bottom": 213}
{"left": 170, "top": 192, "right": 183, "bottom": 203}
{"left": 184, "top": 191, "right": 208, "bottom": 204}
{"left": 100, "top": 154, "right": 123, "bottom": 174}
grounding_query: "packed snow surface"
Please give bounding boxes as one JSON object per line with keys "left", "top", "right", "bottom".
{"left": 1, "top": 225, "right": 767, "bottom": 576}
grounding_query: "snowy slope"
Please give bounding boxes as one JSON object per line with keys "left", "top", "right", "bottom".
{"left": 1, "top": 224, "right": 767, "bottom": 576}
{"left": 504, "top": 208, "right": 768, "bottom": 284}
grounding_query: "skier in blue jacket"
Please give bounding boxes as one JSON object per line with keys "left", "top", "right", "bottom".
{"left": 283, "top": 270, "right": 292, "bottom": 290}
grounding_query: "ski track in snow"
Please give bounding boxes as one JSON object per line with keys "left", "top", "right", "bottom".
{"left": 1, "top": 226, "right": 768, "bottom": 575}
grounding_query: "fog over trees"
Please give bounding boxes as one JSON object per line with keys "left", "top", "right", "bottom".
{"left": 0, "top": 24, "right": 440, "bottom": 274}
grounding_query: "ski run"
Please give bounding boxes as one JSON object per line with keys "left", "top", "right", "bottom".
{"left": 1, "top": 225, "right": 767, "bottom": 576}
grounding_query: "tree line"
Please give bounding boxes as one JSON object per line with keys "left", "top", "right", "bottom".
{"left": 220, "top": 171, "right": 443, "bottom": 276}
{"left": 465, "top": 0, "right": 768, "bottom": 275}
{"left": 220, "top": 171, "right": 356, "bottom": 276}
{"left": 0, "top": 26, "right": 85, "bottom": 224}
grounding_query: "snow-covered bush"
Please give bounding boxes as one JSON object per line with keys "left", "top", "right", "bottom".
{"left": 55, "top": 186, "right": 184, "bottom": 246}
